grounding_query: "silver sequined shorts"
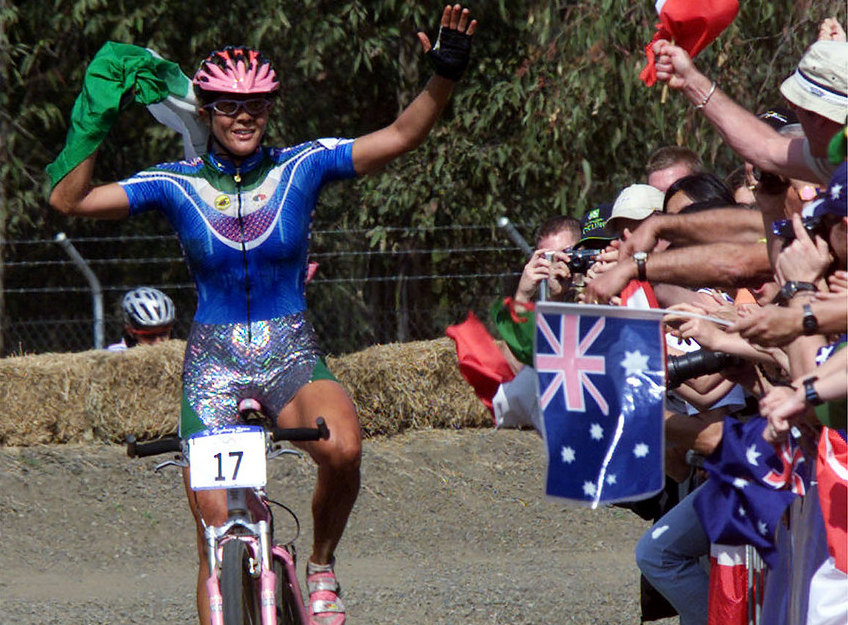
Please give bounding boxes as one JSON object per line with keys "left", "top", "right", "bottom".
{"left": 181, "top": 312, "right": 320, "bottom": 435}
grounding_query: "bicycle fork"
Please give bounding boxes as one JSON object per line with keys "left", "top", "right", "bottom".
{"left": 205, "top": 488, "right": 278, "bottom": 625}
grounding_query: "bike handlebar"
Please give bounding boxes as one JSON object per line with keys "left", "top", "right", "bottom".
{"left": 125, "top": 418, "right": 330, "bottom": 459}
{"left": 271, "top": 417, "right": 329, "bottom": 443}
{"left": 126, "top": 434, "right": 181, "bottom": 458}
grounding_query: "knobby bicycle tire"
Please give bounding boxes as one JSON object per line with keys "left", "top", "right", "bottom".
{"left": 221, "top": 540, "right": 262, "bottom": 625}
{"left": 274, "top": 557, "right": 303, "bottom": 625}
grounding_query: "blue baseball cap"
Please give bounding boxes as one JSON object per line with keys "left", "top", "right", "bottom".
{"left": 812, "top": 161, "right": 847, "bottom": 218}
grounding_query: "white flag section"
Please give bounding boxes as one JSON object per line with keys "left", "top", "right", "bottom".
{"left": 144, "top": 48, "right": 209, "bottom": 160}
{"left": 534, "top": 303, "right": 666, "bottom": 508}
{"left": 807, "top": 557, "right": 848, "bottom": 625}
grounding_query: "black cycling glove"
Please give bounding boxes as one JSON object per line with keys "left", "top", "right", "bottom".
{"left": 426, "top": 26, "right": 473, "bottom": 81}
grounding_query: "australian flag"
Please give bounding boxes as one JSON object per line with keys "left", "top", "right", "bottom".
{"left": 693, "top": 416, "right": 809, "bottom": 569}
{"left": 535, "top": 303, "right": 666, "bottom": 508}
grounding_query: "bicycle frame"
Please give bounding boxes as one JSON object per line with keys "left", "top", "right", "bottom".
{"left": 127, "top": 412, "right": 328, "bottom": 625}
{"left": 202, "top": 483, "right": 308, "bottom": 625}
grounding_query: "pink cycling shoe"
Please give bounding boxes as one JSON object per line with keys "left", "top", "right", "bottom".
{"left": 306, "top": 560, "right": 346, "bottom": 625}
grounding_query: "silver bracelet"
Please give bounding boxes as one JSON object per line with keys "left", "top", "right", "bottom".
{"left": 694, "top": 81, "right": 717, "bottom": 110}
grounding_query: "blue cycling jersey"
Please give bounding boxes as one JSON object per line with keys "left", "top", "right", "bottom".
{"left": 120, "top": 139, "right": 356, "bottom": 324}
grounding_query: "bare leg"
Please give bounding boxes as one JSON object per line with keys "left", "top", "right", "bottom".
{"left": 183, "top": 469, "right": 228, "bottom": 625}
{"left": 277, "top": 380, "right": 362, "bottom": 565}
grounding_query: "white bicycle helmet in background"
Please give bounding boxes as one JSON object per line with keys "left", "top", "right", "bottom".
{"left": 122, "top": 287, "right": 176, "bottom": 329}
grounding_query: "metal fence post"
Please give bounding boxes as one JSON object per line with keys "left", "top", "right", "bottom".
{"left": 55, "top": 232, "right": 104, "bottom": 349}
{"left": 497, "top": 216, "right": 533, "bottom": 257}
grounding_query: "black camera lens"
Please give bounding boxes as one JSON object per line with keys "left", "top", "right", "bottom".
{"left": 666, "top": 349, "right": 742, "bottom": 389}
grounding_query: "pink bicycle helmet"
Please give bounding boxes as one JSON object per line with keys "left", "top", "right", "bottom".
{"left": 192, "top": 46, "right": 279, "bottom": 95}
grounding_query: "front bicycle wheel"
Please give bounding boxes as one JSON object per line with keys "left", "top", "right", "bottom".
{"left": 221, "top": 540, "right": 261, "bottom": 625}
{"left": 274, "top": 558, "right": 303, "bottom": 625}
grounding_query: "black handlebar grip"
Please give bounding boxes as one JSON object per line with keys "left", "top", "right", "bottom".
{"left": 126, "top": 436, "right": 182, "bottom": 458}
{"left": 316, "top": 417, "right": 330, "bottom": 440}
{"left": 271, "top": 418, "right": 331, "bottom": 443}
{"left": 126, "top": 434, "right": 137, "bottom": 458}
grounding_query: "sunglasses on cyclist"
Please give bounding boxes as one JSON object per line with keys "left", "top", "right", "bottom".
{"left": 204, "top": 98, "right": 272, "bottom": 117}
{"left": 129, "top": 326, "right": 173, "bottom": 339}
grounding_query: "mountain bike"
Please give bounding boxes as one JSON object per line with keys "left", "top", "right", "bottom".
{"left": 126, "top": 399, "right": 329, "bottom": 625}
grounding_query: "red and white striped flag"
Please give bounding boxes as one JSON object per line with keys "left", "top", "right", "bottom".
{"left": 817, "top": 427, "right": 847, "bottom": 573}
{"left": 707, "top": 544, "right": 748, "bottom": 625}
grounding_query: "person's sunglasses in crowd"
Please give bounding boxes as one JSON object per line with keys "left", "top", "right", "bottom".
{"left": 204, "top": 98, "right": 273, "bottom": 117}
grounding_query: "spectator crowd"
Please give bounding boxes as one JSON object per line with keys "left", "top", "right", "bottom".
{"left": 467, "top": 16, "right": 847, "bottom": 625}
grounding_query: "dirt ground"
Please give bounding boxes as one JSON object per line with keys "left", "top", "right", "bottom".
{"left": 0, "top": 428, "right": 678, "bottom": 625}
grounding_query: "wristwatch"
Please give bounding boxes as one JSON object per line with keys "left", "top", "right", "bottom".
{"left": 802, "top": 303, "right": 819, "bottom": 335}
{"left": 803, "top": 376, "right": 823, "bottom": 406}
{"left": 774, "top": 281, "right": 817, "bottom": 306}
{"left": 633, "top": 252, "right": 648, "bottom": 282}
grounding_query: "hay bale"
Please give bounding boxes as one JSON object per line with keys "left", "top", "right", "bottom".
{"left": 0, "top": 350, "right": 94, "bottom": 445}
{"left": 85, "top": 340, "right": 184, "bottom": 441}
{"left": 0, "top": 341, "right": 183, "bottom": 446}
{"left": 0, "top": 337, "right": 490, "bottom": 446}
{"left": 328, "top": 337, "right": 491, "bottom": 436}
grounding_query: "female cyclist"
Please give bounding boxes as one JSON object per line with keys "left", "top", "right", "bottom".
{"left": 49, "top": 6, "right": 477, "bottom": 624}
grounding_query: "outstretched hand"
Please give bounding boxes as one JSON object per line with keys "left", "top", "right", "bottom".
{"left": 617, "top": 221, "right": 660, "bottom": 259}
{"left": 759, "top": 385, "right": 806, "bottom": 444}
{"left": 819, "top": 17, "right": 847, "bottom": 42}
{"left": 774, "top": 213, "right": 832, "bottom": 285}
{"left": 728, "top": 305, "right": 800, "bottom": 347}
{"left": 663, "top": 303, "right": 725, "bottom": 350}
{"left": 418, "top": 4, "right": 478, "bottom": 81}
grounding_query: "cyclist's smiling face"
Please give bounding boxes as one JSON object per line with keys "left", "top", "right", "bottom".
{"left": 203, "top": 95, "right": 272, "bottom": 162}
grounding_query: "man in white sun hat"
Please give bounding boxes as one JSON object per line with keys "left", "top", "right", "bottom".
{"left": 606, "top": 183, "right": 665, "bottom": 236}
{"left": 653, "top": 28, "right": 847, "bottom": 186}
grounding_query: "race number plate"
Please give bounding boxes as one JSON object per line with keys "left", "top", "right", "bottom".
{"left": 188, "top": 425, "right": 267, "bottom": 491}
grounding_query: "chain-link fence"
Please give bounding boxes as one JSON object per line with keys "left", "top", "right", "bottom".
{"left": 1, "top": 223, "right": 530, "bottom": 357}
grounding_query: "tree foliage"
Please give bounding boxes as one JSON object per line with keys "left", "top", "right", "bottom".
{"left": 1, "top": 0, "right": 845, "bottom": 351}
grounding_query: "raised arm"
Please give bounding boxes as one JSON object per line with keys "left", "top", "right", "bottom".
{"left": 618, "top": 207, "right": 765, "bottom": 258}
{"left": 652, "top": 40, "right": 818, "bottom": 182}
{"left": 49, "top": 152, "right": 130, "bottom": 219}
{"left": 351, "top": 4, "right": 477, "bottom": 175}
{"left": 584, "top": 242, "right": 773, "bottom": 304}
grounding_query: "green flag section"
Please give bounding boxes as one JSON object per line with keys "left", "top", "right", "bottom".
{"left": 828, "top": 126, "right": 847, "bottom": 166}
{"left": 491, "top": 297, "right": 535, "bottom": 366}
{"left": 46, "top": 41, "right": 193, "bottom": 190}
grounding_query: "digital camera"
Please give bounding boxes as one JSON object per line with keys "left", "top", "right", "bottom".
{"left": 771, "top": 215, "right": 826, "bottom": 243}
{"left": 566, "top": 248, "right": 601, "bottom": 274}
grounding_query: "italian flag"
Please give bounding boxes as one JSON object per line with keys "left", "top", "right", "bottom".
{"left": 46, "top": 41, "right": 207, "bottom": 190}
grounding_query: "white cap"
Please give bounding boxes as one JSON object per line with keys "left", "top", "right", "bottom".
{"left": 607, "top": 184, "right": 664, "bottom": 227}
{"left": 780, "top": 41, "right": 848, "bottom": 124}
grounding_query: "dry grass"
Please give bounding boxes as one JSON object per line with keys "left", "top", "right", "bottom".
{"left": 0, "top": 337, "right": 489, "bottom": 446}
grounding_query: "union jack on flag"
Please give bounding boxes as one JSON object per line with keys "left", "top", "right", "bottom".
{"left": 534, "top": 303, "right": 666, "bottom": 507}
{"left": 693, "top": 417, "right": 809, "bottom": 568}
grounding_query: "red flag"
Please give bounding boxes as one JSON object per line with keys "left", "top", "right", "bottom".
{"left": 817, "top": 427, "right": 848, "bottom": 574}
{"left": 640, "top": 0, "right": 739, "bottom": 87}
{"left": 446, "top": 311, "right": 516, "bottom": 420}
{"left": 707, "top": 544, "right": 749, "bottom": 625}
{"left": 619, "top": 279, "right": 659, "bottom": 309}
